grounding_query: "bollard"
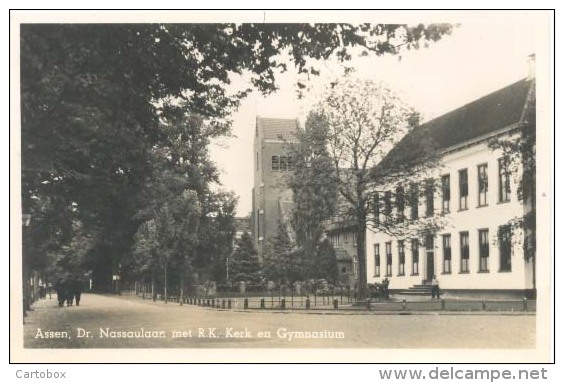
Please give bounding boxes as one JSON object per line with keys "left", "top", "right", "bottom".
{"left": 228, "top": 299, "right": 232, "bottom": 309}
{"left": 260, "top": 298, "right": 265, "bottom": 309}
{"left": 212, "top": 298, "right": 215, "bottom": 308}
{"left": 244, "top": 298, "right": 249, "bottom": 310}
{"left": 333, "top": 299, "right": 338, "bottom": 310}
{"left": 222, "top": 299, "right": 225, "bottom": 309}
{"left": 441, "top": 299, "right": 445, "bottom": 310}
{"left": 366, "top": 298, "right": 371, "bottom": 311}
{"left": 482, "top": 299, "right": 487, "bottom": 311}
{"left": 281, "top": 298, "right": 286, "bottom": 309}
{"left": 402, "top": 299, "right": 407, "bottom": 310}
{"left": 197, "top": 298, "right": 201, "bottom": 306}
{"left": 306, "top": 297, "right": 311, "bottom": 310}
{"left": 523, "top": 297, "right": 528, "bottom": 312}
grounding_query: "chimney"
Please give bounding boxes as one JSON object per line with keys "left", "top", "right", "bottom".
{"left": 527, "top": 53, "right": 536, "bottom": 80}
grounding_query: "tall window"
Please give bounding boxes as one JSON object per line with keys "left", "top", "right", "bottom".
{"left": 410, "top": 183, "right": 419, "bottom": 220}
{"left": 498, "top": 157, "right": 511, "bottom": 202}
{"left": 398, "top": 240, "right": 405, "bottom": 276}
{"left": 271, "top": 155, "right": 279, "bottom": 171}
{"left": 441, "top": 174, "right": 451, "bottom": 213}
{"left": 385, "top": 242, "right": 392, "bottom": 276}
{"left": 396, "top": 186, "right": 405, "bottom": 223}
{"left": 443, "top": 234, "right": 452, "bottom": 274}
{"left": 330, "top": 233, "right": 339, "bottom": 247}
{"left": 384, "top": 191, "right": 392, "bottom": 224}
{"left": 374, "top": 244, "right": 381, "bottom": 277}
{"left": 478, "top": 229, "right": 489, "bottom": 271}
{"left": 499, "top": 225, "right": 512, "bottom": 271}
{"left": 459, "top": 169, "right": 468, "bottom": 210}
{"left": 373, "top": 192, "right": 380, "bottom": 226}
{"left": 353, "top": 233, "right": 357, "bottom": 247}
{"left": 478, "top": 164, "right": 488, "bottom": 206}
{"left": 411, "top": 239, "right": 419, "bottom": 275}
{"left": 425, "top": 179, "right": 434, "bottom": 217}
{"left": 460, "top": 231, "right": 470, "bottom": 272}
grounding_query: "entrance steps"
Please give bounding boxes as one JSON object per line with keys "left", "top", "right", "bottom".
{"left": 398, "top": 284, "right": 432, "bottom": 296}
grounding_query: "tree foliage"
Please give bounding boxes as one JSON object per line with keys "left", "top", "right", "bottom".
{"left": 20, "top": 23, "right": 453, "bottom": 286}
{"left": 489, "top": 82, "right": 536, "bottom": 262}
{"left": 288, "top": 112, "right": 339, "bottom": 263}
{"left": 307, "top": 77, "right": 442, "bottom": 297}
{"left": 196, "top": 191, "right": 238, "bottom": 283}
{"left": 312, "top": 239, "right": 339, "bottom": 284}
{"left": 262, "top": 222, "right": 305, "bottom": 284}
{"left": 230, "top": 232, "right": 261, "bottom": 283}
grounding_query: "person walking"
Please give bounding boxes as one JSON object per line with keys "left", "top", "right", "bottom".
{"left": 431, "top": 275, "right": 440, "bottom": 299}
{"left": 55, "top": 277, "right": 65, "bottom": 307}
{"left": 73, "top": 275, "right": 84, "bottom": 306}
{"left": 381, "top": 277, "right": 390, "bottom": 300}
{"left": 64, "top": 276, "right": 74, "bottom": 306}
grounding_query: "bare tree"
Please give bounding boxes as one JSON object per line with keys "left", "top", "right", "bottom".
{"left": 313, "top": 77, "right": 442, "bottom": 298}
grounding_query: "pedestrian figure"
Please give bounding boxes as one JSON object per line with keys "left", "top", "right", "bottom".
{"left": 382, "top": 277, "right": 390, "bottom": 299}
{"left": 39, "top": 285, "right": 46, "bottom": 299}
{"left": 431, "top": 275, "right": 440, "bottom": 299}
{"left": 73, "top": 275, "right": 84, "bottom": 306}
{"left": 55, "top": 278, "right": 65, "bottom": 307}
{"left": 64, "top": 276, "right": 74, "bottom": 306}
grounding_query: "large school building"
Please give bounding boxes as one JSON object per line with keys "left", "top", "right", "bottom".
{"left": 366, "top": 75, "right": 536, "bottom": 298}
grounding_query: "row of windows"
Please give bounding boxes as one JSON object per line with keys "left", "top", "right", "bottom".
{"left": 255, "top": 153, "right": 296, "bottom": 172}
{"left": 271, "top": 155, "right": 294, "bottom": 171}
{"left": 373, "top": 157, "right": 512, "bottom": 223}
{"left": 373, "top": 226, "right": 512, "bottom": 277}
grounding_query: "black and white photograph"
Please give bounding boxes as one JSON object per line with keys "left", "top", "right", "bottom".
{"left": 10, "top": 10, "right": 553, "bottom": 363}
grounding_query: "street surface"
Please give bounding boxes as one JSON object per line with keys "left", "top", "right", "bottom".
{"left": 23, "top": 293, "right": 535, "bottom": 349}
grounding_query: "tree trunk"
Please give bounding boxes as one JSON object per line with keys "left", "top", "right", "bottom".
{"left": 356, "top": 212, "right": 368, "bottom": 300}
{"left": 180, "top": 272, "right": 184, "bottom": 306}
{"left": 164, "top": 262, "right": 168, "bottom": 304}
{"left": 151, "top": 268, "right": 155, "bottom": 302}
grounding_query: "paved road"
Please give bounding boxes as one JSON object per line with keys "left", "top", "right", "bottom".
{"left": 23, "top": 293, "right": 535, "bottom": 349}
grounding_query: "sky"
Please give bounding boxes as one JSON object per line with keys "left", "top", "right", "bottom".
{"left": 210, "top": 17, "right": 547, "bottom": 217}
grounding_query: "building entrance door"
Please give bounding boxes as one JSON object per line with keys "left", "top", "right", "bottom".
{"left": 425, "top": 234, "right": 434, "bottom": 283}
